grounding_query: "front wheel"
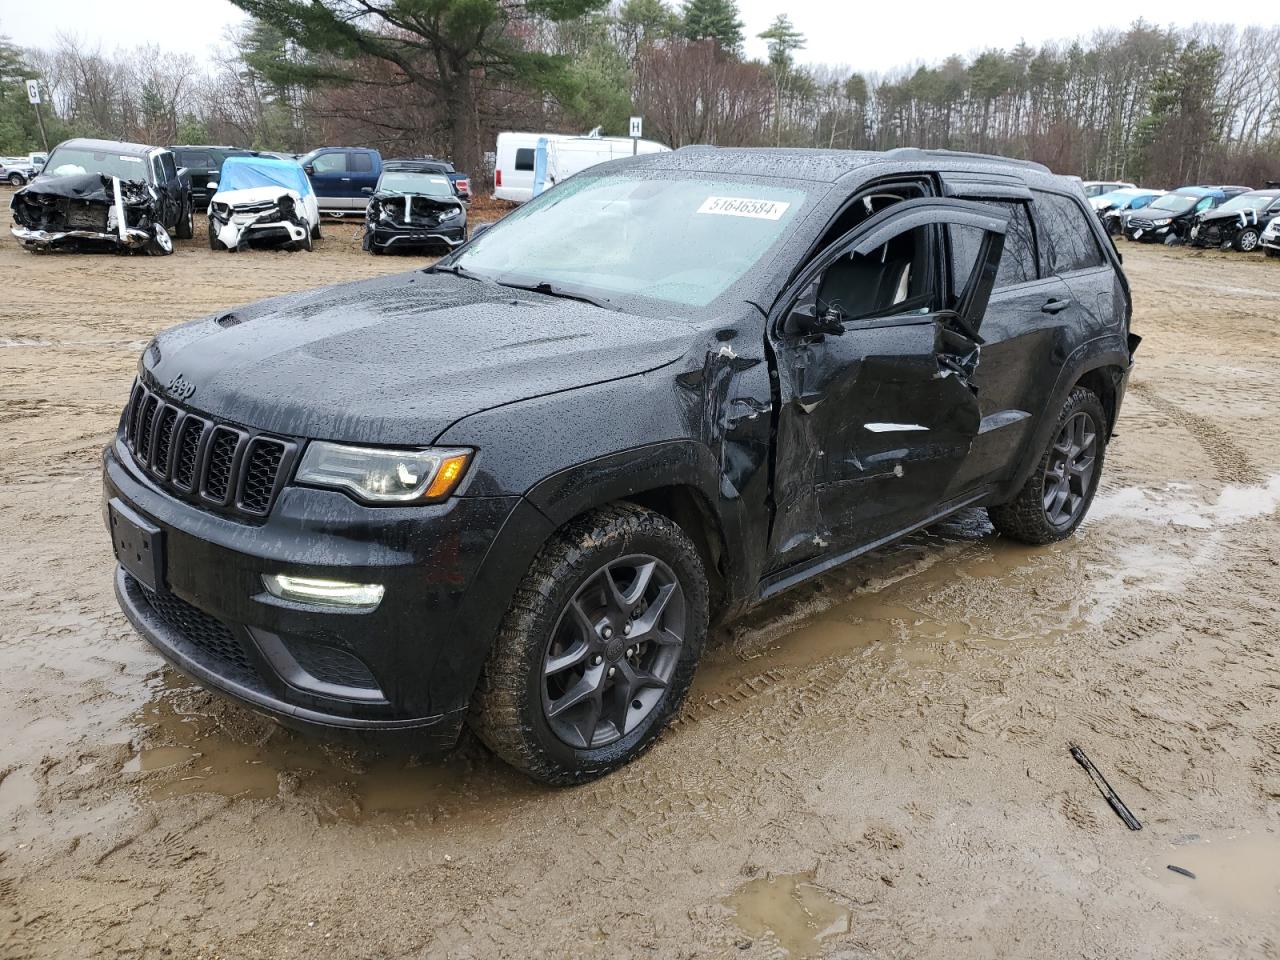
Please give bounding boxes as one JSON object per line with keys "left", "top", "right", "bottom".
{"left": 1235, "top": 228, "right": 1260, "bottom": 252}
{"left": 8, "top": 172, "right": 23, "bottom": 186}
{"left": 469, "top": 504, "right": 709, "bottom": 785}
{"left": 145, "top": 223, "right": 174, "bottom": 256}
{"left": 987, "top": 387, "right": 1107, "bottom": 544}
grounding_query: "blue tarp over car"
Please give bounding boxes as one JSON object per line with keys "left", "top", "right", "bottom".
{"left": 218, "top": 156, "right": 313, "bottom": 197}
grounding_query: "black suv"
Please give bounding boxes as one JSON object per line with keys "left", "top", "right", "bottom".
{"left": 1188, "top": 189, "right": 1280, "bottom": 251}
{"left": 362, "top": 160, "right": 468, "bottom": 254}
{"left": 169, "top": 145, "right": 253, "bottom": 208}
{"left": 104, "top": 148, "right": 1136, "bottom": 783}
{"left": 12, "top": 138, "right": 193, "bottom": 254}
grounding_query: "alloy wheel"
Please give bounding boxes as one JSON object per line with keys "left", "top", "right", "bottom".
{"left": 1239, "top": 230, "right": 1259, "bottom": 252}
{"left": 541, "top": 554, "right": 686, "bottom": 750}
{"left": 1042, "top": 411, "right": 1097, "bottom": 527}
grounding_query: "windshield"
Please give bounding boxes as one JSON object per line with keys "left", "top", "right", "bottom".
{"left": 1214, "top": 192, "right": 1277, "bottom": 213}
{"left": 378, "top": 172, "right": 454, "bottom": 197}
{"left": 44, "top": 146, "right": 150, "bottom": 180}
{"left": 1147, "top": 193, "right": 1200, "bottom": 214}
{"left": 450, "top": 174, "right": 810, "bottom": 308}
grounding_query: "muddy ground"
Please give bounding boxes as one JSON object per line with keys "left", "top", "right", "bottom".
{"left": 2, "top": 192, "right": 1279, "bottom": 959}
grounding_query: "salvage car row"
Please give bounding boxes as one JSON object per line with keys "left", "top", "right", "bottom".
{"left": 8, "top": 138, "right": 470, "bottom": 256}
{"left": 1089, "top": 180, "right": 1280, "bottom": 254}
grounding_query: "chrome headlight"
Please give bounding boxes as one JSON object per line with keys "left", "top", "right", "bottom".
{"left": 1150, "top": 218, "right": 1172, "bottom": 226}
{"left": 296, "top": 442, "right": 471, "bottom": 504}
{"left": 438, "top": 206, "right": 462, "bottom": 221}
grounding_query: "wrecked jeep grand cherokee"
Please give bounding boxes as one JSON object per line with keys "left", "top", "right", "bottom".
{"left": 104, "top": 148, "right": 1137, "bottom": 784}
{"left": 11, "top": 138, "right": 193, "bottom": 254}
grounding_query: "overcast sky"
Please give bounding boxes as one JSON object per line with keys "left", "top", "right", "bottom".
{"left": 4, "top": 1, "right": 1275, "bottom": 74}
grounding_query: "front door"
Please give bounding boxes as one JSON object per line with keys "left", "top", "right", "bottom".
{"left": 765, "top": 199, "right": 1008, "bottom": 575}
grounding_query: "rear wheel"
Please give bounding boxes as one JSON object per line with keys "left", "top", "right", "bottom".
{"left": 1235, "top": 228, "right": 1260, "bottom": 252}
{"left": 8, "top": 172, "right": 23, "bottom": 186}
{"left": 988, "top": 387, "right": 1107, "bottom": 544}
{"left": 207, "top": 220, "right": 223, "bottom": 250}
{"left": 175, "top": 201, "right": 194, "bottom": 240}
{"left": 469, "top": 504, "right": 708, "bottom": 785}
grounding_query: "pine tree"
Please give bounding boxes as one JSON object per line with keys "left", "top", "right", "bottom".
{"left": 681, "top": 0, "right": 744, "bottom": 55}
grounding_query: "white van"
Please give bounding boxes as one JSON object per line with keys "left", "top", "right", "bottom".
{"left": 493, "top": 130, "right": 670, "bottom": 203}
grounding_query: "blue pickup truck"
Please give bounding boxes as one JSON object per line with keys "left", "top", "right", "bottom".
{"left": 299, "top": 147, "right": 471, "bottom": 215}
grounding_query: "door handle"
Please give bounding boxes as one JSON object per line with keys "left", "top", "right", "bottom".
{"left": 1041, "top": 298, "right": 1072, "bottom": 315}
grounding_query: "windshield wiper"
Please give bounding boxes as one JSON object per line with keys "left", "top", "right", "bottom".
{"left": 494, "top": 279, "right": 613, "bottom": 310}
{"left": 429, "top": 263, "right": 484, "bottom": 282}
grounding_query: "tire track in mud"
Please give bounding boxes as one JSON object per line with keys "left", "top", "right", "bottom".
{"left": 1128, "top": 381, "right": 1262, "bottom": 484}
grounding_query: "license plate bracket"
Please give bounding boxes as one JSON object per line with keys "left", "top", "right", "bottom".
{"left": 109, "top": 498, "right": 165, "bottom": 593}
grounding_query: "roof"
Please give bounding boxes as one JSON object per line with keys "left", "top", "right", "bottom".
{"left": 384, "top": 159, "right": 454, "bottom": 173}
{"left": 57, "top": 137, "right": 158, "bottom": 157}
{"left": 616, "top": 146, "right": 1056, "bottom": 184}
{"left": 217, "top": 155, "right": 313, "bottom": 197}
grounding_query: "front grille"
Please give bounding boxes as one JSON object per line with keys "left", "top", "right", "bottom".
{"left": 1129, "top": 218, "right": 1156, "bottom": 230}
{"left": 64, "top": 200, "right": 108, "bottom": 231}
{"left": 138, "top": 582, "right": 253, "bottom": 676}
{"left": 120, "top": 379, "right": 297, "bottom": 521}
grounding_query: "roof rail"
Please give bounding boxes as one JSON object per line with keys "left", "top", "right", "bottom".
{"left": 884, "top": 147, "right": 1051, "bottom": 173}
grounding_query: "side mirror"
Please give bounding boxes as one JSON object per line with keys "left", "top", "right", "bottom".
{"left": 470, "top": 222, "right": 492, "bottom": 240}
{"left": 176, "top": 167, "right": 189, "bottom": 181}
{"left": 783, "top": 300, "right": 844, "bottom": 337}
{"left": 206, "top": 181, "right": 218, "bottom": 191}
{"left": 361, "top": 186, "right": 373, "bottom": 194}
{"left": 303, "top": 164, "right": 315, "bottom": 176}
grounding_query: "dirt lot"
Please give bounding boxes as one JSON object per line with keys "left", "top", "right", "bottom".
{"left": 2, "top": 189, "right": 1280, "bottom": 959}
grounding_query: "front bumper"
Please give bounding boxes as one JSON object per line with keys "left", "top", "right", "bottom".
{"left": 11, "top": 224, "right": 151, "bottom": 249}
{"left": 104, "top": 440, "right": 552, "bottom": 744}
{"left": 367, "top": 223, "right": 466, "bottom": 250}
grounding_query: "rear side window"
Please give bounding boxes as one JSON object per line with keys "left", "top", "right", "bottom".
{"left": 160, "top": 153, "right": 178, "bottom": 182}
{"left": 514, "top": 148, "right": 535, "bottom": 172}
{"left": 350, "top": 152, "right": 373, "bottom": 173}
{"left": 1034, "top": 192, "right": 1105, "bottom": 274}
{"left": 948, "top": 200, "right": 1038, "bottom": 291}
{"left": 311, "top": 152, "right": 347, "bottom": 174}
{"left": 179, "top": 151, "right": 213, "bottom": 169}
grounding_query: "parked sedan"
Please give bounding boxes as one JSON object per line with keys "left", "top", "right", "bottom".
{"left": 1188, "top": 189, "right": 1280, "bottom": 251}
{"left": 362, "top": 162, "right": 467, "bottom": 254}
{"left": 1090, "top": 188, "right": 1165, "bottom": 235}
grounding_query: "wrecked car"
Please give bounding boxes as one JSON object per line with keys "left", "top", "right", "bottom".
{"left": 104, "top": 148, "right": 1136, "bottom": 784}
{"left": 362, "top": 161, "right": 467, "bottom": 254}
{"left": 1187, "top": 189, "right": 1280, "bottom": 251}
{"left": 1124, "top": 187, "right": 1224, "bottom": 243}
{"left": 206, "top": 156, "right": 320, "bottom": 252}
{"left": 11, "top": 138, "right": 192, "bottom": 254}
{"left": 1261, "top": 217, "right": 1280, "bottom": 258}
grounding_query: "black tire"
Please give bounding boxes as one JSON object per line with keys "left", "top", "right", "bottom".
{"left": 987, "top": 387, "right": 1107, "bottom": 545}
{"left": 1235, "top": 228, "right": 1260, "bottom": 253}
{"left": 8, "top": 172, "right": 23, "bottom": 186}
{"left": 145, "top": 223, "right": 174, "bottom": 256}
{"left": 1266, "top": 248, "right": 1279, "bottom": 258}
{"left": 469, "top": 503, "right": 709, "bottom": 785}
{"left": 311, "top": 222, "right": 321, "bottom": 240}
{"left": 175, "top": 201, "right": 194, "bottom": 240}
{"left": 207, "top": 220, "right": 223, "bottom": 250}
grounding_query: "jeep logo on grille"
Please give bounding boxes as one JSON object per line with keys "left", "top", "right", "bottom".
{"left": 167, "top": 374, "right": 196, "bottom": 400}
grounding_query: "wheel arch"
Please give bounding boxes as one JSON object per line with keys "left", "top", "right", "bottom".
{"left": 523, "top": 441, "right": 737, "bottom": 618}
{"left": 998, "top": 341, "right": 1131, "bottom": 502}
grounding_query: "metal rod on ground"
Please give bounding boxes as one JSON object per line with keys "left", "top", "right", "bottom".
{"left": 1070, "top": 744, "right": 1142, "bottom": 831}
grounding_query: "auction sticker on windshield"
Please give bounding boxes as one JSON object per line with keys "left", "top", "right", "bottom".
{"left": 696, "top": 197, "right": 791, "bottom": 220}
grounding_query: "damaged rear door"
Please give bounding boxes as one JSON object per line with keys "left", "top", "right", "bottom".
{"left": 764, "top": 198, "right": 1008, "bottom": 578}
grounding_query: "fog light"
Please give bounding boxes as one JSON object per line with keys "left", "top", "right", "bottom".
{"left": 262, "top": 573, "right": 384, "bottom": 609}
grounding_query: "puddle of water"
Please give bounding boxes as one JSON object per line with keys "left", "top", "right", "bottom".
{"left": 1152, "top": 832, "right": 1280, "bottom": 917}
{"left": 726, "top": 871, "right": 850, "bottom": 958}
{"left": 1089, "top": 474, "right": 1280, "bottom": 529}
{"left": 127, "top": 680, "right": 533, "bottom": 822}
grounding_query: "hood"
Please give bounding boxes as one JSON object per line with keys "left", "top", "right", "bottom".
{"left": 142, "top": 272, "right": 698, "bottom": 445}
{"left": 16, "top": 172, "right": 153, "bottom": 205}
{"left": 1197, "top": 205, "right": 1269, "bottom": 224}
{"left": 213, "top": 185, "right": 300, "bottom": 207}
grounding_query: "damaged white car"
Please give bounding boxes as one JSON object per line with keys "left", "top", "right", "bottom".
{"left": 206, "top": 156, "right": 321, "bottom": 252}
